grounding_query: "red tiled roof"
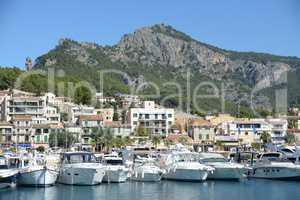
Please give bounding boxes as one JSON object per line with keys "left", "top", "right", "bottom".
{"left": 166, "top": 134, "right": 192, "bottom": 142}
{"left": 189, "top": 119, "right": 212, "bottom": 127}
{"left": 13, "top": 115, "right": 32, "bottom": 121}
{"left": 79, "top": 115, "right": 103, "bottom": 121}
{"left": 104, "top": 121, "right": 131, "bottom": 128}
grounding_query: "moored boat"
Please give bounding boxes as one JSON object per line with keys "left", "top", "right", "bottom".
{"left": 248, "top": 152, "right": 300, "bottom": 180}
{"left": 0, "top": 155, "right": 19, "bottom": 189}
{"left": 199, "top": 153, "right": 247, "bottom": 180}
{"left": 102, "top": 153, "right": 129, "bottom": 183}
{"left": 162, "top": 152, "right": 214, "bottom": 181}
{"left": 57, "top": 152, "right": 106, "bottom": 185}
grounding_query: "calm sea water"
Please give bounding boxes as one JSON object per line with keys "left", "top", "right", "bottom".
{"left": 1, "top": 180, "right": 300, "bottom": 200}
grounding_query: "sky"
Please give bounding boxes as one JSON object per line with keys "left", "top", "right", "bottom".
{"left": 0, "top": 0, "right": 299, "bottom": 68}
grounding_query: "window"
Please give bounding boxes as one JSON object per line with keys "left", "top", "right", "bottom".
{"left": 206, "top": 135, "right": 209, "bottom": 140}
{"left": 145, "top": 114, "right": 150, "bottom": 119}
{"left": 36, "top": 135, "right": 40, "bottom": 142}
{"left": 25, "top": 135, "right": 29, "bottom": 142}
{"left": 133, "top": 113, "right": 138, "bottom": 118}
{"left": 168, "top": 114, "right": 172, "bottom": 118}
{"left": 199, "top": 135, "right": 202, "bottom": 140}
{"left": 155, "top": 114, "right": 158, "bottom": 119}
{"left": 44, "top": 135, "right": 48, "bottom": 143}
{"left": 133, "top": 121, "right": 138, "bottom": 125}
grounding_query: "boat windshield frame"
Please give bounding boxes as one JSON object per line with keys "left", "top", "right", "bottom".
{"left": 61, "top": 152, "right": 98, "bottom": 164}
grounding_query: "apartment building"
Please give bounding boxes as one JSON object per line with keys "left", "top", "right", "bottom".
{"left": 12, "top": 115, "right": 33, "bottom": 147}
{"left": 95, "top": 108, "right": 114, "bottom": 122}
{"left": 77, "top": 115, "right": 104, "bottom": 147}
{"left": 266, "top": 118, "right": 288, "bottom": 145}
{"left": 188, "top": 119, "right": 215, "bottom": 145}
{"left": 3, "top": 96, "right": 46, "bottom": 122}
{"left": 0, "top": 121, "right": 13, "bottom": 147}
{"left": 129, "top": 101, "right": 174, "bottom": 137}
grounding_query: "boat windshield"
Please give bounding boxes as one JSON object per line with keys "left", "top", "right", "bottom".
{"left": 105, "top": 159, "right": 123, "bottom": 165}
{"left": 63, "top": 154, "right": 97, "bottom": 164}
{"left": 174, "top": 153, "right": 199, "bottom": 162}
{"left": 201, "top": 158, "right": 227, "bottom": 163}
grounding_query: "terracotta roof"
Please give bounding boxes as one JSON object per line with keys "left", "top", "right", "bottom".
{"left": 166, "top": 134, "right": 193, "bottom": 143}
{"left": 13, "top": 115, "right": 32, "bottom": 121}
{"left": 33, "top": 123, "right": 64, "bottom": 129}
{"left": 33, "top": 124, "right": 51, "bottom": 129}
{"left": 287, "top": 129, "right": 300, "bottom": 133}
{"left": 0, "top": 121, "right": 13, "bottom": 126}
{"left": 189, "top": 119, "right": 212, "bottom": 127}
{"left": 79, "top": 115, "right": 103, "bottom": 121}
{"left": 104, "top": 121, "right": 131, "bottom": 128}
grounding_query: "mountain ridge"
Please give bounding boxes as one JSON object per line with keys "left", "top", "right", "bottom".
{"left": 32, "top": 24, "right": 300, "bottom": 114}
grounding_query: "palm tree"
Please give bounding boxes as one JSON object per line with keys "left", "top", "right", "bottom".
{"left": 152, "top": 136, "right": 161, "bottom": 149}
{"left": 164, "top": 139, "right": 174, "bottom": 148}
{"left": 285, "top": 132, "right": 296, "bottom": 145}
{"left": 178, "top": 136, "right": 189, "bottom": 145}
{"left": 103, "top": 128, "right": 114, "bottom": 152}
{"left": 91, "top": 127, "right": 105, "bottom": 152}
{"left": 260, "top": 131, "right": 271, "bottom": 152}
{"left": 123, "top": 136, "right": 134, "bottom": 146}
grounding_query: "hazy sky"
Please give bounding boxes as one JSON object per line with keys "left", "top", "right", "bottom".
{"left": 0, "top": 0, "right": 299, "bottom": 68}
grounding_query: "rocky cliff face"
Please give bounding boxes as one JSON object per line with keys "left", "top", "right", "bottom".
{"left": 34, "top": 24, "right": 300, "bottom": 112}
{"left": 105, "top": 24, "right": 292, "bottom": 85}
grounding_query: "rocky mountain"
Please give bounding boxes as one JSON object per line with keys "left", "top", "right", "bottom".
{"left": 34, "top": 24, "right": 300, "bottom": 115}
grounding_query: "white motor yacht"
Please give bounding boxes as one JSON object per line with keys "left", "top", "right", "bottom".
{"left": 18, "top": 155, "right": 58, "bottom": 187}
{"left": 102, "top": 153, "right": 129, "bottom": 183}
{"left": 0, "top": 155, "right": 20, "bottom": 189}
{"left": 199, "top": 153, "right": 246, "bottom": 180}
{"left": 57, "top": 152, "right": 106, "bottom": 185}
{"left": 162, "top": 152, "right": 214, "bottom": 181}
{"left": 249, "top": 152, "right": 300, "bottom": 180}
{"left": 131, "top": 157, "right": 164, "bottom": 182}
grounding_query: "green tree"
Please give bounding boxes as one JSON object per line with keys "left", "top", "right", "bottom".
{"left": 36, "top": 146, "right": 45, "bottom": 153}
{"left": 285, "top": 132, "right": 296, "bottom": 144}
{"left": 91, "top": 128, "right": 105, "bottom": 152}
{"left": 60, "top": 112, "right": 69, "bottom": 122}
{"left": 164, "top": 139, "right": 174, "bottom": 147}
{"left": 136, "top": 125, "right": 149, "bottom": 137}
{"left": 260, "top": 131, "right": 271, "bottom": 151}
{"left": 288, "top": 119, "right": 297, "bottom": 129}
{"left": 152, "top": 136, "right": 161, "bottom": 148}
{"left": 178, "top": 136, "right": 189, "bottom": 145}
{"left": 49, "top": 130, "right": 78, "bottom": 149}
{"left": 74, "top": 86, "right": 92, "bottom": 105}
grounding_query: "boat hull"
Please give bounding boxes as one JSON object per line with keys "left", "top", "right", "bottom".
{"left": 249, "top": 166, "right": 300, "bottom": 180}
{"left": 131, "top": 172, "right": 162, "bottom": 182}
{"left": 0, "top": 176, "right": 16, "bottom": 189}
{"left": 163, "top": 169, "right": 208, "bottom": 181}
{"left": 18, "top": 169, "right": 58, "bottom": 186}
{"left": 58, "top": 167, "right": 105, "bottom": 185}
{"left": 207, "top": 167, "right": 245, "bottom": 180}
{"left": 102, "top": 169, "right": 128, "bottom": 183}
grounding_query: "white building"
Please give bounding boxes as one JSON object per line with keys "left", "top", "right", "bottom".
{"left": 129, "top": 101, "right": 174, "bottom": 137}
{"left": 217, "top": 118, "right": 288, "bottom": 146}
{"left": 266, "top": 118, "right": 288, "bottom": 145}
{"left": 3, "top": 96, "right": 47, "bottom": 122}
{"left": 70, "top": 105, "right": 96, "bottom": 123}
{"left": 45, "top": 106, "right": 60, "bottom": 123}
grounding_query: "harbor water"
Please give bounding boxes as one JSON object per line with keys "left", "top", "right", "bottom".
{"left": 1, "top": 180, "right": 300, "bottom": 200}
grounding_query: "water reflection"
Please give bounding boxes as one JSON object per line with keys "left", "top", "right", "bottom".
{"left": 1, "top": 180, "right": 300, "bottom": 200}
